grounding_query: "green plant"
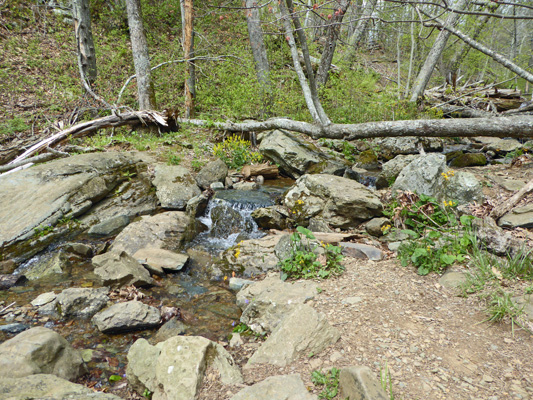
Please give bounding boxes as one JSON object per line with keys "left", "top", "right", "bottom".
{"left": 166, "top": 152, "right": 182, "bottom": 165}
{"left": 484, "top": 290, "right": 524, "bottom": 334}
{"left": 191, "top": 159, "right": 205, "bottom": 171}
{"left": 212, "top": 135, "right": 263, "bottom": 169}
{"left": 380, "top": 362, "right": 395, "bottom": 400}
{"left": 232, "top": 322, "right": 251, "bottom": 334}
{"left": 525, "top": 285, "right": 533, "bottom": 295}
{"left": 143, "top": 388, "right": 152, "bottom": 399}
{"left": 108, "top": 374, "right": 122, "bottom": 383}
{"left": 500, "top": 247, "right": 533, "bottom": 280}
{"left": 280, "top": 226, "right": 344, "bottom": 280}
{"left": 311, "top": 368, "right": 340, "bottom": 400}
{"left": 0, "top": 117, "right": 29, "bottom": 135}
{"left": 34, "top": 223, "right": 54, "bottom": 237}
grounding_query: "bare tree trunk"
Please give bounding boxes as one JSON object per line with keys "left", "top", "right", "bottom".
{"left": 316, "top": 0, "right": 351, "bottom": 87}
{"left": 125, "top": 0, "right": 156, "bottom": 110}
{"left": 409, "top": 0, "right": 468, "bottom": 102}
{"left": 181, "top": 0, "right": 195, "bottom": 118}
{"left": 404, "top": 6, "right": 416, "bottom": 98}
{"left": 344, "top": 0, "right": 377, "bottom": 63}
{"left": 72, "top": 0, "right": 97, "bottom": 85}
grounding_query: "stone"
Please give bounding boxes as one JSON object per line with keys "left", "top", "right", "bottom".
{"left": 92, "top": 251, "right": 154, "bottom": 288}
{"left": 448, "top": 153, "right": 487, "bottom": 168}
{"left": 376, "top": 136, "right": 443, "bottom": 156}
{"left": 110, "top": 211, "right": 192, "bottom": 255}
{"left": 229, "top": 277, "right": 254, "bottom": 291}
{"left": 233, "top": 180, "right": 257, "bottom": 190}
{"left": 237, "top": 273, "right": 317, "bottom": 334}
{"left": 31, "top": 292, "right": 57, "bottom": 307}
{"left": 87, "top": 215, "right": 130, "bottom": 237}
{"left": 229, "top": 332, "right": 244, "bottom": 347}
{"left": 365, "top": 217, "right": 391, "bottom": 237}
{"left": 376, "top": 155, "right": 418, "bottom": 189}
{"left": 308, "top": 217, "right": 333, "bottom": 232}
{"left": 251, "top": 205, "right": 289, "bottom": 230}
{"left": 134, "top": 248, "right": 189, "bottom": 274}
{"left": 186, "top": 193, "right": 210, "bottom": 218}
{"left": 499, "top": 204, "right": 533, "bottom": 229}
{"left": 475, "top": 137, "right": 522, "bottom": 153}
{"left": 62, "top": 242, "right": 93, "bottom": 257}
{"left": 512, "top": 294, "right": 533, "bottom": 322}
{"left": 152, "top": 164, "right": 201, "bottom": 209}
{"left": 0, "top": 323, "right": 29, "bottom": 334}
{"left": 92, "top": 300, "right": 161, "bottom": 333}
{"left": 259, "top": 130, "right": 347, "bottom": 179}
{"left": 126, "top": 336, "right": 242, "bottom": 400}
{"left": 211, "top": 181, "right": 224, "bottom": 190}
{"left": 355, "top": 150, "right": 380, "bottom": 170}
{"left": 195, "top": 159, "right": 228, "bottom": 189}
{"left": 246, "top": 304, "right": 340, "bottom": 367}
{"left": 230, "top": 374, "right": 317, "bottom": 400}
{"left": 0, "top": 274, "right": 25, "bottom": 290}
{"left": 209, "top": 202, "right": 247, "bottom": 237}
{"left": 439, "top": 271, "right": 468, "bottom": 290}
{"left": 473, "top": 218, "right": 524, "bottom": 257}
{"left": 153, "top": 317, "right": 187, "bottom": 343}
{"left": 340, "top": 242, "right": 384, "bottom": 261}
{"left": 0, "top": 259, "right": 17, "bottom": 274}
{"left": 23, "top": 251, "right": 69, "bottom": 281}
{"left": 493, "top": 177, "right": 526, "bottom": 192}
{"left": 0, "top": 374, "right": 121, "bottom": 400}
{"left": 37, "top": 287, "right": 110, "bottom": 319}
{"left": 0, "top": 327, "right": 86, "bottom": 381}
{"left": 339, "top": 366, "right": 389, "bottom": 400}
{"left": 284, "top": 174, "right": 383, "bottom": 229}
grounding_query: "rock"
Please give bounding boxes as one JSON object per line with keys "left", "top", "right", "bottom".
{"left": 448, "top": 152, "right": 487, "bottom": 168}
{"left": 376, "top": 136, "right": 443, "bottom": 157}
{"left": 229, "top": 332, "right": 243, "bottom": 347}
{"left": 376, "top": 155, "right": 417, "bottom": 189}
{"left": 246, "top": 304, "right": 340, "bottom": 367}
{"left": 434, "top": 170, "right": 484, "bottom": 206}
{"left": 134, "top": 248, "right": 189, "bottom": 274}
{"left": 475, "top": 137, "right": 522, "bottom": 153}
{"left": 209, "top": 202, "right": 247, "bottom": 237}
{"left": 211, "top": 181, "right": 224, "bottom": 190}
{"left": 339, "top": 366, "right": 389, "bottom": 400}
{"left": 355, "top": 150, "right": 380, "bottom": 170}
{"left": 308, "top": 217, "right": 333, "bottom": 232}
{"left": 259, "top": 130, "right": 347, "bottom": 179}
{"left": 0, "top": 323, "right": 29, "bottom": 334}
{"left": 87, "top": 215, "right": 130, "bottom": 237}
{"left": 512, "top": 294, "right": 533, "bottom": 322}
{"left": 473, "top": 218, "right": 524, "bottom": 257}
{"left": 152, "top": 164, "right": 201, "bottom": 209}
{"left": 439, "top": 271, "right": 468, "bottom": 289}
{"left": 92, "top": 251, "right": 154, "bottom": 288}
{"left": 493, "top": 177, "right": 526, "bottom": 192}
{"left": 284, "top": 174, "right": 383, "bottom": 229}
{"left": 153, "top": 317, "right": 187, "bottom": 343}
{"left": 251, "top": 205, "right": 289, "bottom": 230}
{"left": 233, "top": 180, "right": 258, "bottom": 190}
{"left": 92, "top": 300, "right": 161, "bottom": 333}
{"left": 0, "top": 259, "right": 17, "bottom": 274}
{"left": 237, "top": 273, "right": 317, "bottom": 334}
{"left": 499, "top": 204, "right": 533, "bottom": 229}
{"left": 126, "top": 336, "right": 242, "bottom": 399}
{"left": 231, "top": 374, "right": 317, "bottom": 400}
{"left": 229, "top": 277, "right": 254, "bottom": 291}
{"left": 0, "top": 152, "right": 145, "bottom": 263}
{"left": 24, "top": 251, "right": 69, "bottom": 281}
{"left": 340, "top": 242, "right": 384, "bottom": 261}
{"left": 195, "top": 159, "right": 228, "bottom": 189}
{"left": 365, "top": 218, "right": 391, "bottom": 237}
{"left": 186, "top": 193, "right": 210, "bottom": 218}
{"left": 0, "top": 274, "right": 26, "bottom": 290}
{"left": 31, "top": 292, "right": 57, "bottom": 307}
{"left": 0, "top": 374, "right": 121, "bottom": 399}
{"left": 37, "top": 287, "right": 109, "bottom": 319}
{"left": 0, "top": 327, "right": 86, "bottom": 381}
{"left": 62, "top": 242, "right": 93, "bottom": 257}
{"left": 110, "top": 211, "right": 192, "bottom": 255}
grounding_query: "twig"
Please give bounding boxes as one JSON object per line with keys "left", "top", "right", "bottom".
{"left": 0, "top": 301, "right": 16, "bottom": 316}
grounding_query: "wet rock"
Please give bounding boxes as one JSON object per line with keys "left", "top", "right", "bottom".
{"left": 231, "top": 374, "right": 317, "bottom": 400}
{"left": 195, "top": 159, "right": 228, "bottom": 189}
{"left": 186, "top": 193, "right": 210, "bottom": 218}
{"left": 284, "top": 174, "right": 383, "bottom": 229}
{"left": 251, "top": 205, "right": 289, "bottom": 230}
{"left": 0, "top": 323, "right": 29, "bottom": 334}
{"left": 24, "top": 251, "right": 69, "bottom": 281}
{"left": 439, "top": 271, "right": 468, "bottom": 290}
{"left": 110, "top": 211, "right": 192, "bottom": 255}
{"left": 126, "top": 336, "right": 242, "bottom": 399}
{"left": 31, "top": 292, "right": 57, "bottom": 307}
{"left": 92, "top": 251, "right": 154, "bottom": 288}
{"left": 0, "top": 259, "right": 17, "bottom": 274}
{"left": 152, "top": 164, "right": 201, "bottom": 209}
{"left": 87, "top": 215, "right": 130, "bottom": 237}
{"left": 376, "top": 136, "right": 443, "bottom": 157}
{"left": 233, "top": 180, "right": 258, "bottom": 190}
{"left": 246, "top": 304, "right": 340, "bottom": 367}
{"left": 448, "top": 152, "right": 487, "bottom": 168}
{"left": 499, "top": 204, "right": 533, "bottom": 229}
{"left": 376, "top": 155, "right": 417, "bottom": 189}
{"left": 210, "top": 203, "right": 246, "bottom": 237}
{"left": 0, "top": 274, "right": 26, "bottom": 290}
{"left": 229, "top": 277, "right": 254, "bottom": 291}
{"left": 37, "top": 287, "right": 109, "bottom": 319}
{"left": 0, "top": 326, "right": 86, "bottom": 381}
{"left": 134, "top": 248, "right": 189, "bottom": 274}
{"left": 154, "top": 317, "right": 187, "bottom": 343}
{"left": 237, "top": 273, "right": 317, "bottom": 335}
{"left": 473, "top": 218, "right": 524, "bottom": 257}
{"left": 340, "top": 242, "right": 384, "bottom": 261}
{"left": 0, "top": 374, "right": 121, "bottom": 399}
{"left": 339, "top": 366, "right": 388, "bottom": 400}
{"left": 62, "top": 242, "right": 93, "bottom": 257}
{"left": 259, "top": 130, "right": 347, "bottom": 179}
{"left": 355, "top": 149, "right": 379, "bottom": 169}
{"left": 365, "top": 217, "right": 391, "bottom": 237}
{"left": 92, "top": 300, "right": 161, "bottom": 333}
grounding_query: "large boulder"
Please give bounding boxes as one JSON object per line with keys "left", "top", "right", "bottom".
{"left": 37, "top": 287, "right": 109, "bottom": 319}
{"left": 126, "top": 336, "right": 242, "bottom": 400}
{"left": 92, "top": 300, "right": 161, "bottom": 333}
{"left": 283, "top": 174, "right": 383, "bottom": 229}
{"left": 0, "top": 327, "right": 86, "bottom": 381}
{"left": 92, "top": 251, "right": 154, "bottom": 288}
{"left": 110, "top": 211, "right": 192, "bottom": 255}
{"left": 231, "top": 374, "right": 317, "bottom": 400}
{"left": 0, "top": 152, "right": 144, "bottom": 262}
{"left": 259, "top": 130, "right": 347, "bottom": 179}
{"left": 246, "top": 304, "right": 340, "bottom": 367}
{"left": 195, "top": 158, "right": 228, "bottom": 189}
{"left": 133, "top": 248, "right": 189, "bottom": 274}
{"left": 152, "top": 164, "right": 201, "bottom": 209}
{"left": 375, "top": 154, "right": 417, "bottom": 189}
{"left": 23, "top": 251, "right": 69, "bottom": 281}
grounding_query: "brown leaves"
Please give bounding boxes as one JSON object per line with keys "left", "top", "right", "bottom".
{"left": 108, "top": 285, "right": 145, "bottom": 302}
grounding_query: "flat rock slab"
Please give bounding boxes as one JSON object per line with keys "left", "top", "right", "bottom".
{"left": 499, "top": 204, "right": 533, "bottom": 229}
{"left": 92, "top": 251, "right": 154, "bottom": 288}
{"left": 339, "top": 366, "right": 388, "bottom": 400}
{"left": 134, "top": 247, "right": 189, "bottom": 274}
{"left": 37, "top": 287, "right": 110, "bottom": 319}
{"left": 340, "top": 242, "right": 384, "bottom": 261}
{"left": 439, "top": 271, "right": 468, "bottom": 290}
{"left": 92, "top": 300, "right": 161, "bottom": 333}
{"left": 231, "top": 374, "right": 317, "bottom": 400}
{"left": 152, "top": 164, "right": 201, "bottom": 209}
{"left": 0, "top": 152, "right": 143, "bottom": 262}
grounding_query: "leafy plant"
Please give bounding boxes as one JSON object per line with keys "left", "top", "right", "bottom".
{"left": 34, "top": 223, "right": 54, "bottom": 237}
{"left": 311, "top": 367, "right": 340, "bottom": 400}
{"left": 380, "top": 362, "right": 395, "bottom": 400}
{"left": 232, "top": 322, "right": 251, "bottom": 334}
{"left": 484, "top": 290, "right": 524, "bottom": 335}
{"left": 166, "top": 152, "right": 182, "bottom": 165}
{"left": 212, "top": 135, "right": 263, "bottom": 169}
{"left": 108, "top": 374, "right": 123, "bottom": 383}
{"left": 143, "top": 388, "right": 153, "bottom": 399}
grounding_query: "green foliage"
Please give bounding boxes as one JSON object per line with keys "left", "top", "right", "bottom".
{"left": 212, "top": 135, "right": 263, "bottom": 169}
{"left": 280, "top": 226, "right": 344, "bottom": 280}
{"left": 0, "top": 117, "right": 30, "bottom": 135}
{"left": 380, "top": 362, "right": 396, "bottom": 400}
{"left": 484, "top": 290, "right": 524, "bottom": 332}
{"left": 34, "top": 223, "right": 54, "bottom": 237}
{"left": 232, "top": 322, "right": 251, "bottom": 334}
{"left": 311, "top": 368, "right": 340, "bottom": 400}
{"left": 166, "top": 152, "right": 182, "bottom": 165}
{"left": 108, "top": 374, "right": 122, "bottom": 383}
{"left": 143, "top": 388, "right": 153, "bottom": 399}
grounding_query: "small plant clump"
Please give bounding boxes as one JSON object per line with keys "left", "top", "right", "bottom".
{"left": 311, "top": 367, "right": 340, "bottom": 400}
{"left": 212, "top": 135, "right": 263, "bottom": 169}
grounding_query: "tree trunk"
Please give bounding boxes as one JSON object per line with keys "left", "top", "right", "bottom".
{"left": 242, "top": 164, "right": 279, "bottom": 179}
{"left": 409, "top": 0, "right": 468, "bottom": 102}
{"left": 181, "top": 0, "right": 195, "bottom": 118}
{"left": 72, "top": 0, "right": 97, "bottom": 85}
{"left": 344, "top": 0, "right": 377, "bottom": 63}
{"left": 125, "top": 0, "right": 156, "bottom": 110}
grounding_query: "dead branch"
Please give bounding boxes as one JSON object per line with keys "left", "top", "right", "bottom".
{"left": 490, "top": 177, "right": 533, "bottom": 220}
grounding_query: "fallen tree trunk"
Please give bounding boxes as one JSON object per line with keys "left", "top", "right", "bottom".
{"left": 490, "top": 177, "right": 533, "bottom": 220}
{"left": 242, "top": 164, "right": 279, "bottom": 179}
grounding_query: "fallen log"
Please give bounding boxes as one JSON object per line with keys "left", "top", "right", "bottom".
{"left": 490, "top": 177, "right": 533, "bottom": 220}
{"left": 242, "top": 164, "right": 279, "bottom": 179}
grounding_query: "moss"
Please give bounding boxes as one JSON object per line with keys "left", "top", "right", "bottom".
{"left": 449, "top": 153, "right": 487, "bottom": 168}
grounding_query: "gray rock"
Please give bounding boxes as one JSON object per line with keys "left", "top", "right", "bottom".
{"left": 376, "top": 154, "right": 417, "bottom": 189}
{"left": 475, "top": 137, "right": 522, "bottom": 153}
{"left": 24, "top": 251, "right": 69, "bottom": 281}
{"left": 512, "top": 294, "right": 533, "bottom": 322}
{"left": 110, "top": 211, "right": 192, "bottom": 255}
{"left": 339, "top": 366, "right": 388, "bottom": 400}
{"left": 154, "top": 317, "right": 187, "bottom": 343}
{"left": 434, "top": 170, "right": 484, "bottom": 206}
{"left": 92, "top": 300, "right": 161, "bottom": 333}
{"left": 92, "top": 251, "right": 154, "bottom": 288}
{"left": 259, "top": 130, "right": 347, "bottom": 179}
{"left": 62, "top": 242, "right": 93, "bottom": 257}
{"left": 376, "top": 136, "right": 443, "bottom": 156}
{"left": 308, "top": 217, "right": 333, "bottom": 232}
{"left": 231, "top": 374, "right": 317, "bottom": 400}
{"left": 439, "top": 271, "right": 468, "bottom": 290}
{"left": 209, "top": 203, "right": 247, "bottom": 237}
{"left": 493, "top": 177, "right": 526, "bottom": 192}
{"left": 473, "top": 218, "right": 524, "bottom": 257}
{"left": 233, "top": 180, "right": 258, "bottom": 190}
{"left": 195, "top": 159, "right": 228, "bottom": 189}
{"left": 499, "top": 204, "right": 533, "bottom": 229}
{"left": 284, "top": 174, "right": 383, "bottom": 229}
{"left": 152, "top": 164, "right": 201, "bottom": 209}
{"left": 251, "top": 205, "right": 289, "bottom": 230}
{"left": 186, "top": 193, "right": 210, "bottom": 218}
{"left": 87, "top": 215, "right": 130, "bottom": 237}
{"left": 246, "top": 304, "right": 340, "bottom": 367}
{"left": 229, "top": 277, "right": 254, "bottom": 291}
{"left": 31, "top": 291, "right": 57, "bottom": 307}
{"left": 0, "top": 327, "right": 86, "bottom": 381}
{"left": 0, "top": 374, "right": 121, "bottom": 400}
{"left": 0, "top": 152, "right": 145, "bottom": 263}
{"left": 365, "top": 217, "right": 391, "bottom": 237}
{"left": 134, "top": 248, "right": 189, "bottom": 274}
{"left": 210, "top": 181, "right": 224, "bottom": 190}
{"left": 340, "top": 242, "right": 384, "bottom": 261}
{"left": 126, "top": 336, "right": 242, "bottom": 399}
{"left": 37, "top": 287, "right": 110, "bottom": 319}
{"left": 237, "top": 273, "right": 317, "bottom": 335}
{"left": 0, "top": 323, "right": 29, "bottom": 334}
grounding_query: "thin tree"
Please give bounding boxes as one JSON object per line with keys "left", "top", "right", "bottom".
{"left": 181, "top": 0, "right": 195, "bottom": 118}
{"left": 344, "top": 0, "right": 377, "bottom": 63}
{"left": 72, "top": 0, "right": 97, "bottom": 85}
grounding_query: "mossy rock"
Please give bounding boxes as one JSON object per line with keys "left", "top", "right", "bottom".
{"left": 449, "top": 153, "right": 487, "bottom": 168}
{"left": 356, "top": 150, "right": 379, "bottom": 169}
